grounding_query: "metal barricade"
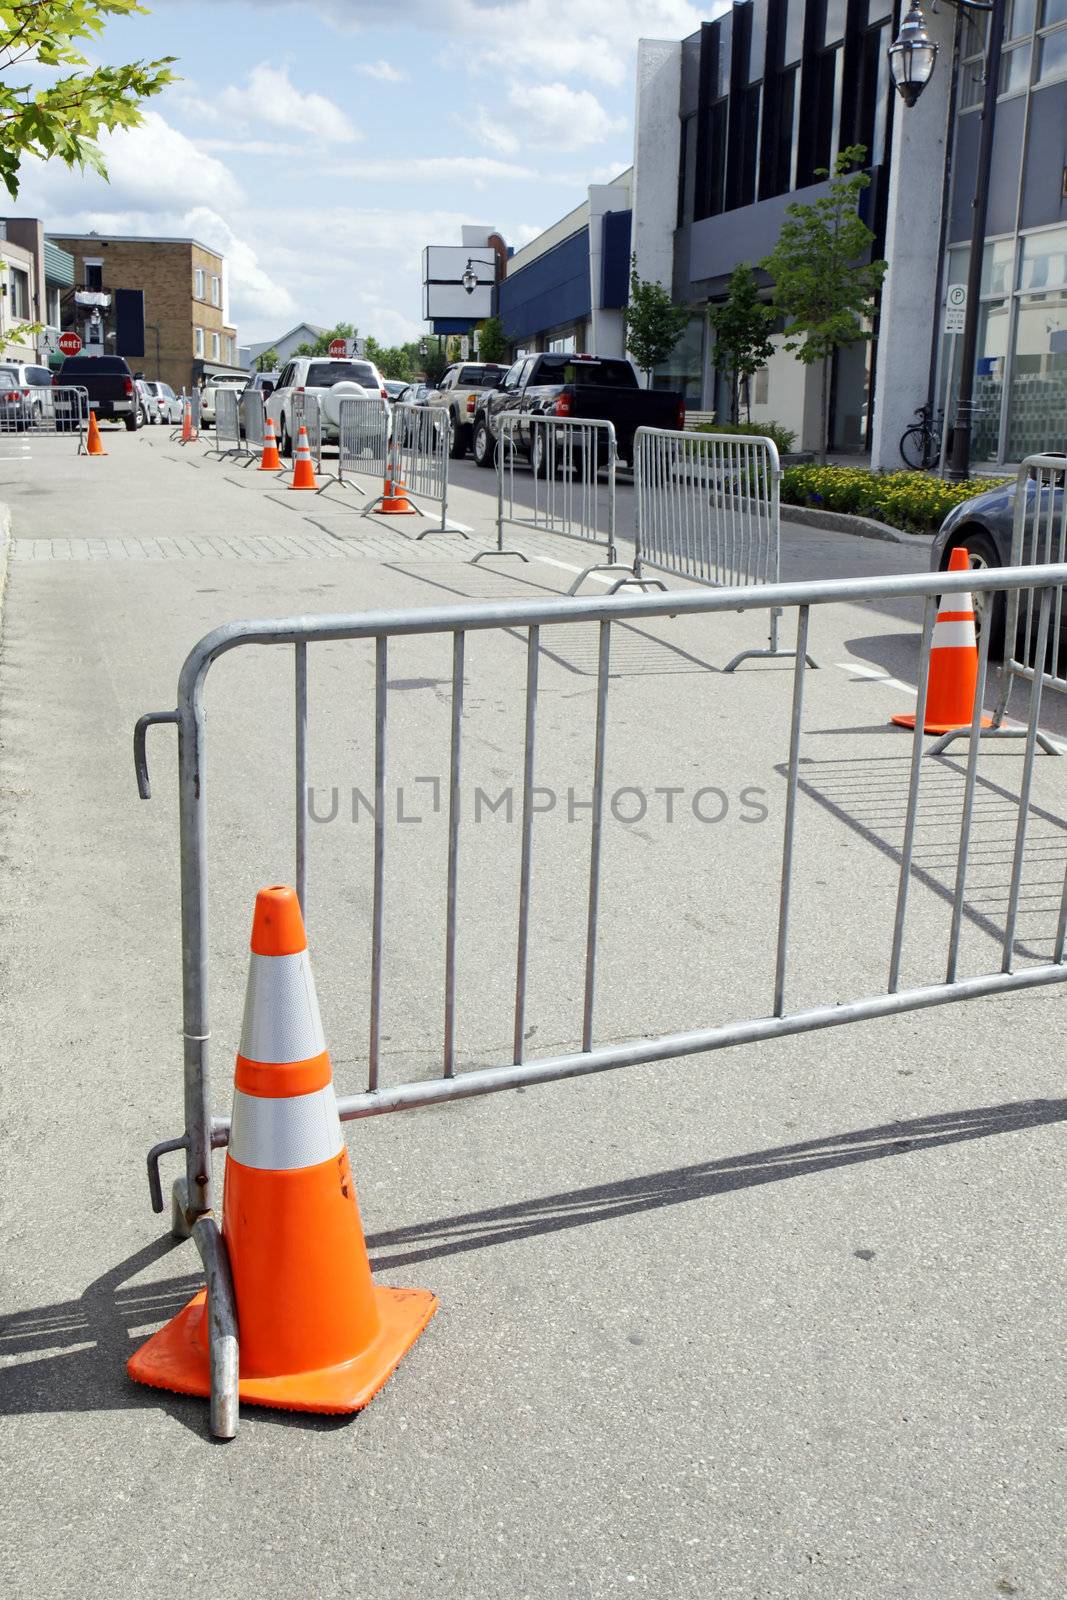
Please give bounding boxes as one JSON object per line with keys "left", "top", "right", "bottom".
{"left": 361, "top": 401, "right": 467, "bottom": 534}
{"left": 14, "top": 384, "right": 89, "bottom": 450}
{"left": 474, "top": 413, "right": 636, "bottom": 592}
{"left": 239, "top": 390, "right": 265, "bottom": 465}
{"left": 319, "top": 394, "right": 389, "bottom": 498}
{"left": 134, "top": 560, "right": 1067, "bottom": 1436}
{"left": 934, "top": 454, "right": 1066, "bottom": 758}
{"left": 292, "top": 391, "right": 322, "bottom": 471}
{"left": 633, "top": 426, "right": 813, "bottom": 671}
{"left": 208, "top": 387, "right": 244, "bottom": 460}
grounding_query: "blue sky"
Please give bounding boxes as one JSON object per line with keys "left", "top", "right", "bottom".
{"left": 17, "top": 0, "right": 709, "bottom": 346}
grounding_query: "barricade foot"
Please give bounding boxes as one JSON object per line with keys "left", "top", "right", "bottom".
{"left": 470, "top": 547, "right": 529, "bottom": 564}
{"left": 723, "top": 646, "right": 819, "bottom": 673}
{"left": 564, "top": 563, "right": 655, "bottom": 597}
{"left": 316, "top": 476, "right": 368, "bottom": 498}
{"left": 928, "top": 723, "right": 1061, "bottom": 757}
{"left": 415, "top": 521, "right": 471, "bottom": 540}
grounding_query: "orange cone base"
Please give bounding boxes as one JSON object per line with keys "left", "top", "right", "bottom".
{"left": 288, "top": 476, "right": 318, "bottom": 491}
{"left": 259, "top": 454, "right": 280, "bottom": 472}
{"left": 128, "top": 1283, "right": 437, "bottom": 1415}
{"left": 379, "top": 497, "right": 418, "bottom": 514}
{"left": 891, "top": 711, "right": 994, "bottom": 734}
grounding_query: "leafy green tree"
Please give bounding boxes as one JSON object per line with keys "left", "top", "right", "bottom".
{"left": 294, "top": 321, "right": 358, "bottom": 357}
{"left": 759, "top": 145, "right": 887, "bottom": 462}
{"left": 0, "top": 1, "right": 176, "bottom": 200}
{"left": 364, "top": 335, "right": 414, "bottom": 381}
{"left": 476, "top": 315, "right": 510, "bottom": 364}
{"left": 708, "top": 264, "right": 775, "bottom": 424}
{"left": 446, "top": 335, "right": 462, "bottom": 364}
{"left": 623, "top": 256, "right": 690, "bottom": 384}
{"left": 420, "top": 343, "right": 448, "bottom": 384}
{"left": 253, "top": 347, "right": 279, "bottom": 373}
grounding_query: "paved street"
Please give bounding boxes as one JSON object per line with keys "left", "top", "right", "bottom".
{"left": 1, "top": 427, "right": 1065, "bottom": 1599}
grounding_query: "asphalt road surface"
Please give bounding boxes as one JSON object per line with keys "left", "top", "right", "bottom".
{"left": 1, "top": 427, "right": 1063, "bottom": 1599}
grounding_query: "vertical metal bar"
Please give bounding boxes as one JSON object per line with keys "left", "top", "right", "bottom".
{"left": 443, "top": 630, "right": 465, "bottom": 1078}
{"left": 606, "top": 426, "right": 617, "bottom": 565}
{"left": 295, "top": 642, "right": 308, "bottom": 918}
{"left": 368, "top": 636, "right": 388, "bottom": 1093}
{"left": 945, "top": 602, "right": 993, "bottom": 982}
{"left": 773, "top": 606, "right": 811, "bottom": 1017}
{"left": 888, "top": 595, "right": 938, "bottom": 993}
{"left": 582, "top": 620, "right": 612, "bottom": 1051}
{"left": 177, "top": 692, "right": 214, "bottom": 1221}
{"left": 513, "top": 627, "right": 540, "bottom": 1065}
{"left": 1002, "top": 586, "right": 1051, "bottom": 973}
{"left": 1054, "top": 857, "right": 1067, "bottom": 964}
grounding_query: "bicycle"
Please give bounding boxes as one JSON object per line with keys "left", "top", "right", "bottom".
{"left": 899, "top": 402, "right": 942, "bottom": 471}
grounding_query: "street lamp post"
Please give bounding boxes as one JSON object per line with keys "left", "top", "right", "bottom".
{"left": 889, "top": 0, "right": 1004, "bottom": 482}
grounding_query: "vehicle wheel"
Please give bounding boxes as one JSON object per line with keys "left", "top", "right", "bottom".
{"left": 473, "top": 419, "right": 496, "bottom": 469}
{"left": 447, "top": 411, "right": 465, "bottom": 459}
{"left": 531, "top": 430, "right": 557, "bottom": 479}
{"left": 125, "top": 412, "right": 140, "bottom": 432}
{"left": 281, "top": 417, "right": 293, "bottom": 456}
{"left": 943, "top": 529, "right": 1005, "bottom": 661}
{"left": 900, "top": 424, "right": 934, "bottom": 471}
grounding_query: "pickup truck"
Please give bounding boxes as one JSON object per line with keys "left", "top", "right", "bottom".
{"left": 53, "top": 354, "right": 138, "bottom": 430}
{"left": 472, "top": 353, "right": 684, "bottom": 472}
{"left": 423, "top": 362, "right": 508, "bottom": 458}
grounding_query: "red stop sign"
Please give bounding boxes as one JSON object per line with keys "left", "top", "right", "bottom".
{"left": 58, "top": 331, "right": 82, "bottom": 356}
{"left": 328, "top": 338, "right": 348, "bottom": 357}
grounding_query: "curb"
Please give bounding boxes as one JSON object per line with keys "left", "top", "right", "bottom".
{"left": 781, "top": 502, "right": 935, "bottom": 548}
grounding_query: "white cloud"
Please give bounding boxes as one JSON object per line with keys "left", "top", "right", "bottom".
{"left": 215, "top": 63, "right": 359, "bottom": 144}
{"left": 25, "top": 111, "right": 243, "bottom": 213}
{"left": 356, "top": 59, "right": 408, "bottom": 82}
{"left": 325, "top": 154, "right": 544, "bottom": 184}
{"left": 476, "top": 82, "right": 626, "bottom": 154}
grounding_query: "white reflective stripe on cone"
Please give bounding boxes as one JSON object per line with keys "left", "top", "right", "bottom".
{"left": 229, "top": 1085, "right": 343, "bottom": 1170}
{"left": 932, "top": 619, "right": 978, "bottom": 649}
{"left": 240, "top": 950, "right": 326, "bottom": 1064}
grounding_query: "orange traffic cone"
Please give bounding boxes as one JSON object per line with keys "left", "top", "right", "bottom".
{"left": 258, "top": 416, "right": 281, "bottom": 471}
{"left": 180, "top": 401, "right": 197, "bottom": 444}
{"left": 376, "top": 444, "right": 416, "bottom": 514}
{"left": 288, "top": 424, "right": 318, "bottom": 490}
{"left": 892, "top": 547, "right": 994, "bottom": 734}
{"left": 86, "top": 410, "right": 106, "bottom": 456}
{"left": 127, "top": 885, "right": 437, "bottom": 1415}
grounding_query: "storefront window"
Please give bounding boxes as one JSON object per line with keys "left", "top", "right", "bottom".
{"left": 653, "top": 315, "right": 705, "bottom": 403}
{"left": 1005, "top": 228, "right": 1067, "bottom": 459}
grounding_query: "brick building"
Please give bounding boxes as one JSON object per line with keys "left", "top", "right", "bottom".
{"left": 45, "top": 232, "right": 241, "bottom": 393}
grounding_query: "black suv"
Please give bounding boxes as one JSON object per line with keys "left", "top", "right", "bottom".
{"left": 55, "top": 354, "right": 139, "bottom": 430}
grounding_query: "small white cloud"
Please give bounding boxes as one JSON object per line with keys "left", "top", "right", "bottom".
{"left": 216, "top": 63, "right": 360, "bottom": 145}
{"left": 356, "top": 59, "right": 408, "bottom": 82}
{"left": 516, "top": 82, "right": 627, "bottom": 149}
{"left": 472, "top": 111, "right": 519, "bottom": 156}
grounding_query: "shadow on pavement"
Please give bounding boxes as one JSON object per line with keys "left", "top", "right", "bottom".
{"left": 2, "top": 1100, "right": 1063, "bottom": 1424}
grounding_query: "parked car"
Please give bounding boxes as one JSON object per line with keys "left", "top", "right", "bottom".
{"left": 0, "top": 371, "right": 34, "bottom": 431}
{"left": 200, "top": 373, "right": 247, "bottom": 426}
{"left": 424, "top": 362, "right": 508, "bottom": 459}
{"left": 242, "top": 371, "right": 279, "bottom": 400}
{"left": 471, "top": 353, "right": 684, "bottom": 472}
{"left": 931, "top": 460, "right": 1066, "bottom": 657}
{"left": 396, "top": 382, "right": 431, "bottom": 406}
{"left": 0, "top": 360, "right": 55, "bottom": 426}
{"left": 134, "top": 379, "right": 159, "bottom": 426}
{"left": 265, "top": 356, "right": 388, "bottom": 454}
{"left": 53, "top": 354, "right": 139, "bottom": 430}
{"left": 382, "top": 379, "right": 409, "bottom": 402}
{"left": 141, "top": 381, "right": 183, "bottom": 425}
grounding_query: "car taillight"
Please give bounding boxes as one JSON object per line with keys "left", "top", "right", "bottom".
{"left": 295, "top": 386, "right": 304, "bottom": 393}
{"left": 381, "top": 388, "right": 388, "bottom": 400}
{"left": 676, "top": 399, "right": 686, "bottom": 430}
{"left": 554, "top": 392, "right": 572, "bottom": 417}
{"left": 466, "top": 394, "right": 475, "bottom": 414}
{"left": 124, "top": 377, "right": 133, "bottom": 396}
{"left": 21, "top": 388, "right": 29, "bottom": 397}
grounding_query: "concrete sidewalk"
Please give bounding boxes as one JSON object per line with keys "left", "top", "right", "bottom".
{"left": 0, "top": 428, "right": 1064, "bottom": 1600}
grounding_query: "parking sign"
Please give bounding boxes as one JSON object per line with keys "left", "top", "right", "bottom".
{"left": 944, "top": 285, "right": 967, "bottom": 334}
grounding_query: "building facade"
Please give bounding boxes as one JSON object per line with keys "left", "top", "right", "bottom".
{"left": 496, "top": 171, "right": 634, "bottom": 359}
{"left": 45, "top": 232, "right": 241, "bottom": 392}
{"left": 0, "top": 219, "right": 75, "bottom": 367}
{"left": 631, "top": 0, "right": 1067, "bottom": 465}
{"left": 239, "top": 323, "right": 328, "bottom": 371}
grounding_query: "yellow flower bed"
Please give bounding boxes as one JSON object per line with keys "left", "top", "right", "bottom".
{"left": 781, "top": 465, "right": 1010, "bottom": 534}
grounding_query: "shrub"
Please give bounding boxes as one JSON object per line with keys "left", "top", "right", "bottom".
{"left": 780, "top": 465, "right": 1010, "bottom": 535}
{"left": 695, "top": 418, "right": 797, "bottom": 456}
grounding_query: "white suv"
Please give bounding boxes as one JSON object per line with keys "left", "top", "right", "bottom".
{"left": 266, "top": 356, "right": 388, "bottom": 454}
{"left": 200, "top": 373, "right": 246, "bottom": 425}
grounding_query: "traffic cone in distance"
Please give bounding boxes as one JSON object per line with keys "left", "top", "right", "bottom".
{"left": 86, "top": 410, "right": 106, "bottom": 456}
{"left": 258, "top": 416, "right": 281, "bottom": 471}
{"left": 892, "top": 547, "right": 994, "bottom": 734}
{"left": 288, "top": 424, "right": 318, "bottom": 490}
{"left": 127, "top": 885, "right": 437, "bottom": 1415}
{"left": 377, "top": 448, "right": 416, "bottom": 515}
{"left": 180, "top": 401, "right": 196, "bottom": 444}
